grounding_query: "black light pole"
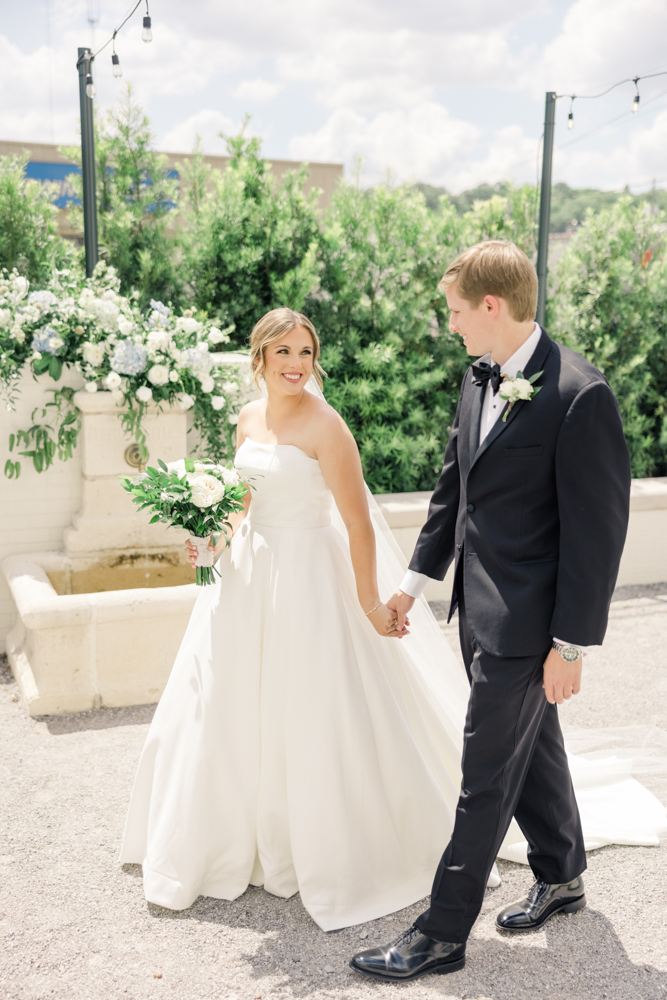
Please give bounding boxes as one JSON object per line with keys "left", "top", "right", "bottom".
{"left": 77, "top": 47, "right": 98, "bottom": 277}
{"left": 536, "top": 91, "right": 556, "bottom": 327}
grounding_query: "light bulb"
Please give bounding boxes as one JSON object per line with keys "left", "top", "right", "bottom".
{"left": 112, "top": 53, "right": 122, "bottom": 77}
{"left": 142, "top": 15, "right": 152, "bottom": 42}
{"left": 633, "top": 93, "right": 640, "bottom": 114}
{"left": 85, "top": 74, "right": 95, "bottom": 99}
{"left": 567, "top": 111, "right": 574, "bottom": 130}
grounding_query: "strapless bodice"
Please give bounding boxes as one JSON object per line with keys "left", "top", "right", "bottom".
{"left": 234, "top": 439, "right": 333, "bottom": 528}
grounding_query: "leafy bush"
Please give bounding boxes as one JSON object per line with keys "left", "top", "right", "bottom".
{"left": 548, "top": 197, "right": 666, "bottom": 477}
{"left": 181, "top": 130, "right": 322, "bottom": 346}
{"left": 0, "top": 154, "right": 73, "bottom": 282}
{"left": 61, "top": 86, "right": 182, "bottom": 309}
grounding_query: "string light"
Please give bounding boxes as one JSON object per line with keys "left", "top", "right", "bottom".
{"left": 111, "top": 31, "right": 122, "bottom": 77}
{"left": 633, "top": 77, "right": 640, "bottom": 113}
{"left": 568, "top": 98, "right": 574, "bottom": 129}
{"left": 85, "top": 72, "right": 95, "bottom": 98}
{"left": 142, "top": 2, "right": 152, "bottom": 43}
{"left": 559, "top": 68, "right": 667, "bottom": 126}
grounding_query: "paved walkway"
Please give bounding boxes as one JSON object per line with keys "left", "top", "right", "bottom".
{"left": 1, "top": 585, "right": 667, "bottom": 1000}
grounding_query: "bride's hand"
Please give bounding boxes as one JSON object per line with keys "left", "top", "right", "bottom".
{"left": 368, "top": 603, "right": 410, "bottom": 639}
{"left": 185, "top": 537, "right": 213, "bottom": 568}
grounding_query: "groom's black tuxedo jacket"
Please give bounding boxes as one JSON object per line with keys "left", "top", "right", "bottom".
{"left": 409, "top": 328, "right": 631, "bottom": 657}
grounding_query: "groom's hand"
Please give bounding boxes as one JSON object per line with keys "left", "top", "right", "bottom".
{"left": 386, "top": 590, "right": 415, "bottom": 630}
{"left": 542, "top": 648, "right": 582, "bottom": 705}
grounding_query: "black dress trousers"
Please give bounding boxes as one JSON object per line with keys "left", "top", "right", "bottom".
{"left": 415, "top": 570, "right": 587, "bottom": 944}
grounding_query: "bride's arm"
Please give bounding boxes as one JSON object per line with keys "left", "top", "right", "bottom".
{"left": 316, "top": 416, "right": 408, "bottom": 639}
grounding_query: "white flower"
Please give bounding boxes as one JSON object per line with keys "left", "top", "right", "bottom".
{"left": 104, "top": 371, "right": 122, "bottom": 389}
{"left": 175, "top": 392, "right": 195, "bottom": 411}
{"left": 48, "top": 334, "right": 65, "bottom": 352}
{"left": 187, "top": 473, "right": 225, "bottom": 508}
{"left": 136, "top": 385, "right": 153, "bottom": 403}
{"left": 111, "top": 388, "right": 124, "bottom": 402}
{"left": 82, "top": 341, "right": 105, "bottom": 367}
{"left": 176, "top": 317, "right": 201, "bottom": 335}
{"left": 499, "top": 377, "right": 534, "bottom": 403}
{"left": 169, "top": 370, "right": 180, "bottom": 383}
{"left": 199, "top": 374, "right": 215, "bottom": 393}
{"left": 28, "top": 290, "right": 57, "bottom": 309}
{"left": 148, "top": 363, "right": 170, "bottom": 386}
{"left": 11, "top": 276, "right": 29, "bottom": 303}
{"left": 221, "top": 380, "right": 238, "bottom": 393}
{"left": 208, "top": 326, "right": 230, "bottom": 345}
{"left": 10, "top": 325, "right": 25, "bottom": 344}
{"left": 210, "top": 395, "right": 225, "bottom": 410}
{"left": 117, "top": 318, "right": 134, "bottom": 338}
{"left": 147, "top": 328, "right": 171, "bottom": 352}
{"left": 222, "top": 468, "right": 240, "bottom": 487}
{"left": 182, "top": 345, "right": 213, "bottom": 375}
{"left": 84, "top": 381, "right": 98, "bottom": 393}
{"left": 228, "top": 413, "right": 239, "bottom": 425}
{"left": 167, "top": 459, "right": 186, "bottom": 477}
{"left": 0, "top": 309, "right": 12, "bottom": 329}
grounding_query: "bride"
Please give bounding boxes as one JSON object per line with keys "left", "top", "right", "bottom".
{"left": 120, "top": 307, "right": 666, "bottom": 931}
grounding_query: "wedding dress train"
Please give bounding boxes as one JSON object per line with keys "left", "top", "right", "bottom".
{"left": 120, "top": 438, "right": 667, "bottom": 930}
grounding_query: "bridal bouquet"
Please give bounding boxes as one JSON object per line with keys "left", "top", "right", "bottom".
{"left": 122, "top": 458, "right": 249, "bottom": 585}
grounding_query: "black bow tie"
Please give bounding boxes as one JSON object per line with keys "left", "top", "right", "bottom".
{"left": 472, "top": 361, "right": 502, "bottom": 395}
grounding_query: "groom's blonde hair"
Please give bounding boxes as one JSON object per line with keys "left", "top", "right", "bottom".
{"left": 250, "top": 308, "right": 326, "bottom": 389}
{"left": 439, "top": 240, "right": 538, "bottom": 323}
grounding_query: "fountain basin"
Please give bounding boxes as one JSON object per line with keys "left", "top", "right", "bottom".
{"left": 3, "top": 551, "right": 198, "bottom": 716}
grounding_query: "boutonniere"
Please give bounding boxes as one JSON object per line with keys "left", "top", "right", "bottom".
{"left": 498, "top": 370, "right": 543, "bottom": 422}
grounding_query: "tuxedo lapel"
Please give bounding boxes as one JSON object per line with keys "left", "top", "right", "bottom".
{"left": 466, "top": 363, "right": 485, "bottom": 461}
{"left": 469, "top": 329, "right": 552, "bottom": 473}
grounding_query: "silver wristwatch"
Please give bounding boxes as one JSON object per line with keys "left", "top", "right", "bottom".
{"left": 551, "top": 640, "right": 581, "bottom": 662}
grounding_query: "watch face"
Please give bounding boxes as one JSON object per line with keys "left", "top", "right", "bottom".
{"left": 561, "top": 646, "right": 580, "bottom": 662}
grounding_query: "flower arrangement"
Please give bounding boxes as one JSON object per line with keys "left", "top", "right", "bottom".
{"left": 498, "top": 370, "right": 543, "bottom": 422}
{"left": 0, "top": 262, "right": 250, "bottom": 478}
{"left": 122, "top": 458, "right": 249, "bottom": 585}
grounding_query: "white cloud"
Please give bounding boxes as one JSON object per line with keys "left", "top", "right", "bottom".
{"left": 160, "top": 110, "right": 243, "bottom": 153}
{"left": 232, "top": 78, "right": 281, "bottom": 103}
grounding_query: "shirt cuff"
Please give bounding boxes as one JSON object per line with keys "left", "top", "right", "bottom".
{"left": 553, "top": 638, "right": 588, "bottom": 656}
{"left": 399, "top": 570, "right": 432, "bottom": 599}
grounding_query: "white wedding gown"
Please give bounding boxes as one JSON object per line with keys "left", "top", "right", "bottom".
{"left": 120, "top": 438, "right": 667, "bottom": 931}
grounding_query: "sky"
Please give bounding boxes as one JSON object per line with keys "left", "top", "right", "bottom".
{"left": 2, "top": 0, "right": 667, "bottom": 193}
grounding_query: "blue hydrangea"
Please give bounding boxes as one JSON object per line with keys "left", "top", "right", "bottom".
{"left": 150, "top": 299, "right": 171, "bottom": 318}
{"left": 110, "top": 339, "right": 148, "bottom": 376}
{"left": 28, "top": 290, "right": 57, "bottom": 308}
{"left": 31, "top": 325, "right": 63, "bottom": 354}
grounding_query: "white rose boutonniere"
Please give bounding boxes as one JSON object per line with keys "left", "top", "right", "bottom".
{"left": 498, "top": 369, "right": 543, "bottom": 422}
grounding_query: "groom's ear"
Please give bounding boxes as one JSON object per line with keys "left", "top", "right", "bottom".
{"left": 482, "top": 295, "right": 502, "bottom": 318}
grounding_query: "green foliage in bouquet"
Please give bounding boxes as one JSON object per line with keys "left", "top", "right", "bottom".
{"left": 306, "top": 172, "right": 468, "bottom": 493}
{"left": 0, "top": 153, "right": 74, "bottom": 283}
{"left": 181, "top": 126, "right": 322, "bottom": 346}
{"left": 60, "top": 86, "right": 182, "bottom": 309}
{"left": 548, "top": 197, "right": 666, "bottom": 478}
{"left": 122, "top": 457, "right": 249, "bottom": 585}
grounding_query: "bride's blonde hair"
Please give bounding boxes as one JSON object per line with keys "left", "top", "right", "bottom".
{"left": 249, "top": 308, "right": 326, "bottom": 390}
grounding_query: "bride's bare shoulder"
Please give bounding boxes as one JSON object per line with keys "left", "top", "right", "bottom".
{"left": 309, "top": 397, "right": 357, "bottom": 452}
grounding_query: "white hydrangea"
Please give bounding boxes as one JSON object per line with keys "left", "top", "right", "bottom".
{"left": 82, "top": 341, "right": 105, "bottom": 367}
{"left": 28, "top": 290, "right": 57, "bottom": 309}
{"left": 148, "top": 364, "right": 170, "bottom": 386}
{"left": 117, "top": 317, "right": 134, "bottom": 338}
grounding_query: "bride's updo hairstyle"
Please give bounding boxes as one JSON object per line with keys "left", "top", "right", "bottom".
{"left": 250, "top": 308, "right": 326, "bottom": 390}
{"left": 439, "top": 240, "right": 538, "bottom": 322}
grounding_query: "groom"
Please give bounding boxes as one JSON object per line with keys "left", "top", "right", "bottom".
{"left": 351, "top": 240, "right": 631, "bottom": 980}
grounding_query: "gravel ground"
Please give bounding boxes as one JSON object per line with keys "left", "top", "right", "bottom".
{"left": 1, "top": 585, "right": 667, "bottom": 1000}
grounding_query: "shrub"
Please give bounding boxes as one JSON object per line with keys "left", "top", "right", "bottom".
{"left": 0, "top": 153, "right": 74, "bottom": 282}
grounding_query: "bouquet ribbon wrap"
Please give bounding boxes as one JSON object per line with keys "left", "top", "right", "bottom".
{"left": 189, "top": 534, "right": 215, "bottom": 567}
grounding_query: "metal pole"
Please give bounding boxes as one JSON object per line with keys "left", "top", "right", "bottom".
{"left": 536, "top": 91, "right": 556, "bottom": 327}
{"left": 77, "top": 47, "right": 98, "bottom": 277}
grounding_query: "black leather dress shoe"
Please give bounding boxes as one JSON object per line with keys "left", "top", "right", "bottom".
{"left": 496, "top": 876, "right": 586, "bottom": 932}
{"left": 350, "top": 924, "right": 465, "bottom": 981}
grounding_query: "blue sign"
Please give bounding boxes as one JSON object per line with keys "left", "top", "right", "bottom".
{"left": 23, "top": 161, "right": 180, "bottom": 209}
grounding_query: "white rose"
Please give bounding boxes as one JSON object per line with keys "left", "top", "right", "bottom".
{"left": 176, "top": 317, "right": 201, "bottom": 335}
{"left": 228, "top": 413, "right": 239, "bottom": 425}
{"left": 105, "top": 371, "right": 122, "bottom": 389}
{"left": 148, "top": 363, "right": 170, "bottom": 386}
{"left": 208, "top": 326, "right": 230, "bottom": 345}
{"left": 169, "top": 370, "right": 180, "bottom": 383}
{"left": 513, "top": 378, "right": 534, "bottom": 400}
{"left": 136, "top": 385, "right": 153, "bottom": 403}
{"left": 199, "top": 374, "right": 215, "bottom": 393}
{"left": 210, "top": 395, "right": 225, "bottom": 410}
{"left": 147, "top": 329, "right": 171, "bottom": 352}
{"left": 176, "top": 392, "right": 195, "bottom": 411}
{"left": 111, "top": 388, "right": 125, "bottom": 402}
{"left": 117, "top": 318, "right": 134, "bottom": 337}
{"left": 167, "top": 459, "right": 187, "bottom": 477}
{"left": 84, "top": 381, "right": 98, "bottom": 393}
{"left": 82, "top": 341, "right": 105, "bottom": 366}
{"left": 187, "top": 473, "right": 225, "bottom": 508}
{"left": 48, "top": 334, "right": 64, "bottom": 352}
{"left": 222, "top": 468, "right": 240, "bottom": 487}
